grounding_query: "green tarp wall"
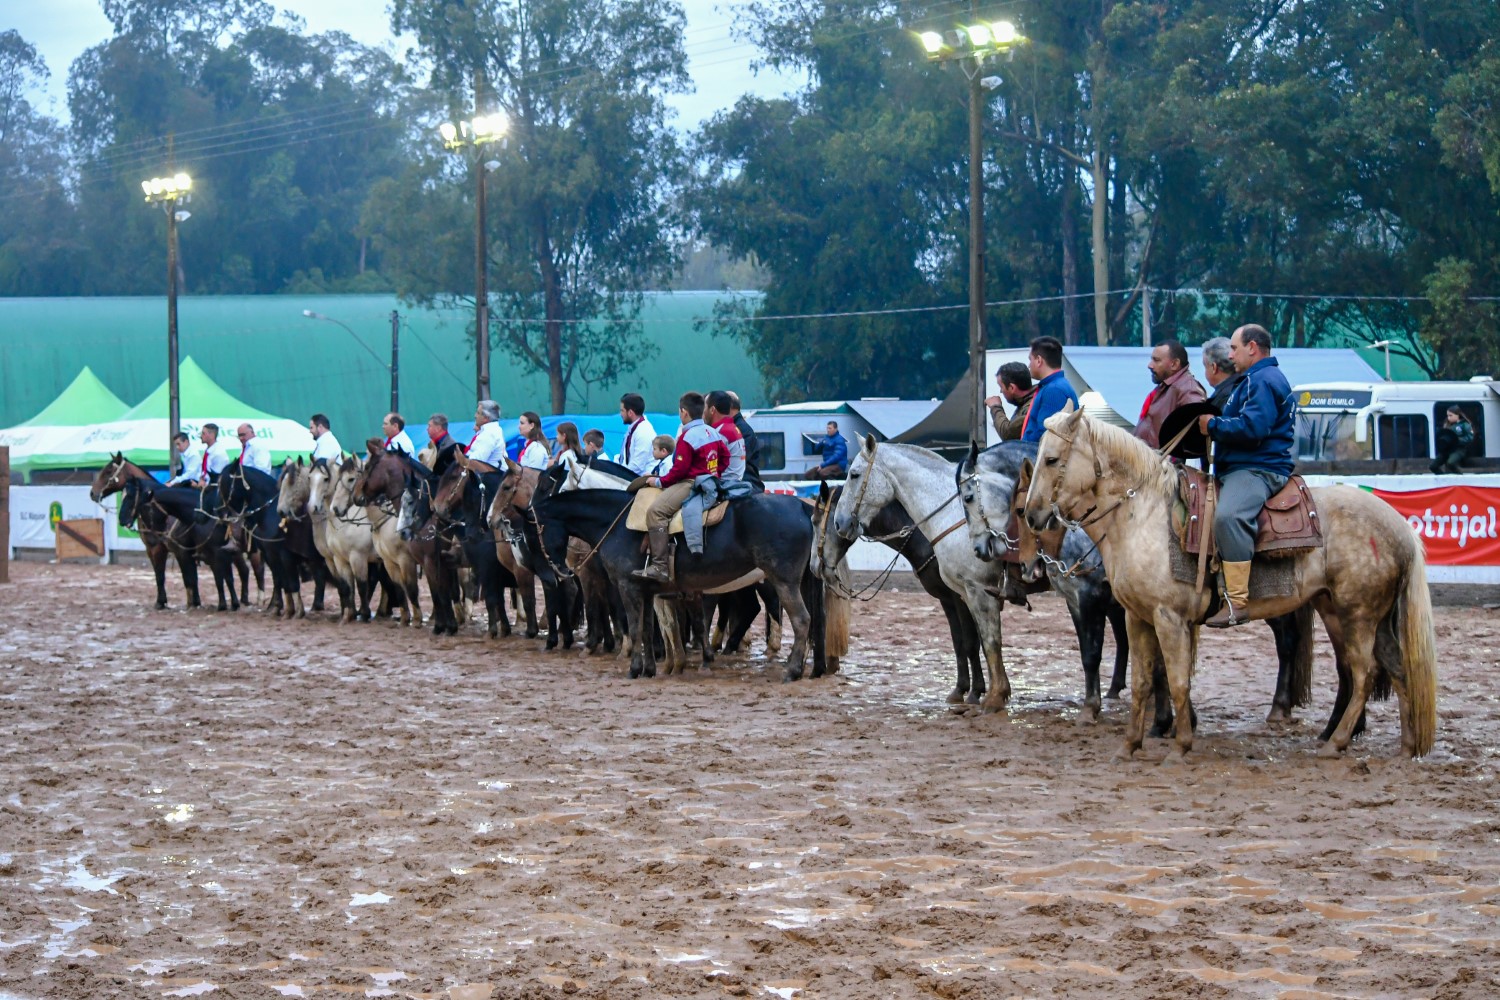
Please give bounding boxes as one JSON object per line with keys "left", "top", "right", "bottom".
{"left": 0, "top": 292, "right": 763, "bottom": 442}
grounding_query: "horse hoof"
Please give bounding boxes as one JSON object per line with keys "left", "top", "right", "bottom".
{"left": 1105, "top": 687, "right": 1124, "bottom": 700}
{"left": 946, "top": 688, "right": 966, "bottom": 705}
{"left": 1159, "top": 750, "right": 1191, "bottom": 766}
{"left": 1117, "top": 743, "right": 1140, "bottom": 761}
{"left": 1316, "top": 743, "right": 1344, "bottom": 759}
{"left": 1077, "top": 708, "right": 1100, "bottom": 726}
{"left": 1266, "top": 706, "right": 1291, "bottom": 725}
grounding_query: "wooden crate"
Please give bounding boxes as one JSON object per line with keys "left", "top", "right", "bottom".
{"left": 55, "top": 518, "right": 106, "bottom": 562}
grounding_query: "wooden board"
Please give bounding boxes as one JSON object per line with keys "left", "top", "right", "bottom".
{"left": 56, "top": 517, "right": 106, "bottom": 561}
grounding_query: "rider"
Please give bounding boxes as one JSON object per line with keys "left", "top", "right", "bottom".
{"left": 704, "top": 390, "right": 745, "bottom": 484}
{"left": 633, "top": 391, "right": 729, "bottom": 582}
{"left": 1021, "top": 336, "right": 1080, "bottom": 443}
{"left": 619, "top": 393, "right": 657, "bottom": 475}
{"left": 1195, "top": 324, "right": 1296, "bottom": 628}
{"left": 1201, "top": 337, "right": 1239, "bottom": 409}
{"left": 466, "top": 400, "right": 508, "bottom": 467}
{"left": 726, "top": 391, "right": 764, "bottom": 491}
{"left": 190, "top": 423, "right": 230, "bottom": 486}
{"left": 426, "top": 413, "right": 461, "bottom": 475}
{"left": 381, "top": 412, "right": 415, "bottom": 457}
{"left": 164, "top": 432, "right": 201, "bottom": 486}
{"left": 1133, "top": 339, "right": 1206, "bottom": 449}
{"left": 236, "top": 423, "right": 273, "bottom": 475}
{"left": 310, "top": 413, "right": 342, "bottom": 464}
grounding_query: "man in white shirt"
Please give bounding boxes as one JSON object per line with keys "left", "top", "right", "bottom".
{"left": 165, "top": 432, "right": 201, "bottom": 486}
{"left": 310, "top": 413, "right": 342, "bottom": 463}
{"left": 236, "top": 422, "right": 273, "bottom": 475}
{"left": 618, "top": 392, "right": 655, "bottom": 474}
{"left": 466, "top": 400, "right": 508, "bottom": 467}
{"left": 381, "top": 412, "right": 416, "bottom": 456}
{"left": 189, "top": 423, "right": 231, "bottom": 486}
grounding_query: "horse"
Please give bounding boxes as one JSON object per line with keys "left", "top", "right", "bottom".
{"left": 274, "top": 459, "right": 332, "bottom": 614}
{"left": 217, "top": 459, "right": 303, "bottom": 619}
{"left": 522, "top": 486, "right": 824, "bottom": 681}
{"left": 309, "top": 456, "right": 380, "bottom": 623}
{"left": 813, "top": 482, "right": 984, "bottom": 705}
{"left": 826, "top": 438, "right": 1017, "bottom": 712}
{"left": 431, "top": 459, "right": 519, "bottom": 639}
{"left": 1021, "top": 403, "right": 1437, "bottom": 759}
{"left": 117, "top": 476, "right": 249, "bottom": 611}
{"left": 395, "top": 459, "right": 468, "bottom": 636}
{"left": 90, "top": 454, "right": 196, "bottom": 608}
{"left": 348, "top": 445, "right": 424, "bottom": 626}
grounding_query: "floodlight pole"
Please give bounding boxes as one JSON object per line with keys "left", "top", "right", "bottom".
{"left": 967, "top": 6, "right": 986, "bottom": 450}
{"left": 165, "top": 201, "right": 181, "bottom": 476}
{"left": 475, "top": 78, "right": 491, "bottom": 403}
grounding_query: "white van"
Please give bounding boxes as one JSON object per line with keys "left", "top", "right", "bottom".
{"left": 1291, "top": 378, "right": 1499, "bottom": 472}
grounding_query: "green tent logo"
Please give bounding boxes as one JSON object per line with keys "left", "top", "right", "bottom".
{"left": 48, "top": 501, "right": 63, "bottom": 530}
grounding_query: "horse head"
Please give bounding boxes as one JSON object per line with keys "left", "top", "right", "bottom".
{"left": 90, "top": 452, "right": 131, "bottom": 504}
{"left": 331, "top": 455, "right": 364, "bottom": 517}
{"left": 810, "top": 480, "right": 845, "bottom": 580}
{"left": 1011, "top": 458, "right": 1063, "bottom": 584}
{"left": 307, "top": 457, "right": 336, "bottom": 516}
{"left": 432, "top": 461, "right": 471, "bottom": 520}
{"left": 397, "top": 468, "right": 426, "bottom": 540}
{"left": 118, "top": 476, "right": 146, "bottom": 529}
{"left": 276, "top": 457, "right": 309, "bottom": 518}
{"left": 486, "top": 460, "right": 533, "bottom": 539}
{"left": 1021, "top": 400, "right": 1093, "bottom": 532}
{"left": 217, "top": 459, "right": 249, "bottom": 513}
{"left": 957, "top": 441, "right": 1024, "bottom": 564}
{"left": 352, "top": 448, "right": 401, "bottom": 508}
{"left": 830, "top": 434, "right": 891, "bottom": 542}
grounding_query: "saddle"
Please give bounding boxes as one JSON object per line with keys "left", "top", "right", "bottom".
{"left": 1176, "top": 467, "right": 1323, "bottom": 558}
{"left": 626, "top": 486, "right": 729, "bottom": 535}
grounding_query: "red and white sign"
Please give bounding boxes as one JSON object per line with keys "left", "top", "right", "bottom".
{"left": 1372, "top": 485, "right": 1500, "bottom": 567}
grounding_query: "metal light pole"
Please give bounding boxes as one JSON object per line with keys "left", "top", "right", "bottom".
{"left": 1370, "top": 339, "right": 1393, "bottom": 381}
{"left": 301, "top": 310, "right": 399, "bottom": 412}
{"left": 919, "top": 15, "right": 1026, "bottom": 448}
{"left": 440, "top": 97, "right": 509, "bottom": 403}
{"left": 141, "top": 172, "right": 193, "bottom": 475}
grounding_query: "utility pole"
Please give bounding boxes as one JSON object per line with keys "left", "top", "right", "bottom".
{"left": 967, "top": 0, "right": 987, "bottom": 449}
{"left": 141, "top": 158, "right": 191, "bottom": 478}
{"left": 390, "top": 310, "right": 401, "bottom": 413}
{"left": 474, "top": 72, "right": 491, "bottom": 403}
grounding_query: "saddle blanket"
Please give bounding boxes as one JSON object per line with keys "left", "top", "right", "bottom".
{"left": 627, "top": 487, "right": 728, "bottom": 535}
{"left": 1178, "top": 468, "right": 1323, "bottom": 557}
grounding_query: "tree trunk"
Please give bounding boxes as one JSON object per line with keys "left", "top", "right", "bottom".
{"left": 1061, "top": 168, "right": 1080, "bottom": 346}
{"left": 1109, "top": 142, "right": 1127, "bottom": 344}
{"left": 1091, "top": 139, "right": 1109, "bottom": 346}
{"left": 534, "top": 217, "right": 568, "bottom": 414}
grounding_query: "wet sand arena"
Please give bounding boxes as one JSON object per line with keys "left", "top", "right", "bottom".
{"left": 3, "top": 561, "right": 1500, "bottom": 998}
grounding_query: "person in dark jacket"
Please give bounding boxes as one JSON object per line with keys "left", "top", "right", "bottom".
{"left": 1196, "top": 324, "right": 1296, "bottom": 627}
{"left": 1431, "top": 407, "right": 1476, "bottom": 474}
{"left": 803, "top": 421, "right": 849, "bottom": 479}
{"left": 985, "top": 362, "right": 1035, "bottom": 441}
{"left": 426, "top": 413, "right": 462, "bottom": 476}
{"left": 727, "top": 391, "right": 764, "bottom": 491}
{"left": 1201, "top": 336, "right": 1240, "bottom": 409}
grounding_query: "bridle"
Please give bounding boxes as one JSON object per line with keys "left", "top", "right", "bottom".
{"left": 1041, "top": 420, "right": 1135, "bottom": 534}
{"left": 957, "top": 465, "right": 1019, "bottom": 553}
{"left": 837, "top": 446, "right": 961, "bottom": 546}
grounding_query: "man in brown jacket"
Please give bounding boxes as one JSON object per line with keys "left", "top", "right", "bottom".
{"left": 985, "top": 362, "right": 1035, "bottom": 441}
{"left": 1133, "top": 340, "right": 1206, "bottom": 448}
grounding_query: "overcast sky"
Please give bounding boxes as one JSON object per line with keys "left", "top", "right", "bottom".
{"left": 11, "top": 0, "right": 797, "bottom": 129}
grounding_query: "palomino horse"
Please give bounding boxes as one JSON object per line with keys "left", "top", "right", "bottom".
{"left": 826, "top": 438, "right": 1016, "bottom": 712}
{"left": 812, "top": 482, "right": 983, "bottom": 705}
{"left": 348, "top": 446, "right": 424, "bottom": 626}
{"left": 1022, "top": 403, "right": 1437, "bottom": 759}
{"left": 311, "top": 456, "right": 381, "bottom": 623}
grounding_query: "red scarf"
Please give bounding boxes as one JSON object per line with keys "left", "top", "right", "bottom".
{"left": 1138, "top": 385, "right": 1162, "bottom": 421}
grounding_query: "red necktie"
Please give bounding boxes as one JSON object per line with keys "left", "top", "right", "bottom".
{"left": 240, "top": 443, "right": 247, "bottom": 462}
{"left": 466, "top": 429, "right": 480, "bottom": 453}
{"left": 201, "top": 452, "right": 209, "bottom": 475}
{"left": 384, "top": 436, "right": 393, "bottom": 448}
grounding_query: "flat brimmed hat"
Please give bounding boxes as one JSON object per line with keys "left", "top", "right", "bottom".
{"left": 1157, "top": 401, "right": 1221, "bottom": 460}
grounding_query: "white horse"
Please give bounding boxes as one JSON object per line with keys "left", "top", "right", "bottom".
{"left": 1022, "top": 403, "right": 1437, "bottom": 760}
{"left": 311, "top": 456, "right": 381, "bottom": 624}
{"left": 826, "top": 438, "right": 1017, "bottom": 712}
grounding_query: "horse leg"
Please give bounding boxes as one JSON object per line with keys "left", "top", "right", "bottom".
{"left": 149, "top": 542, "right": 170, "bottom": 608}
{"left": 1318, "top": 612, "right": 1379, "bottom": 757}
{"left": 938, "top": 596, "right": 970, "bottom": 704}
{"left": 1121, "top": 612, "right": 1162, "bottom": 759}
{"left": 403, "top": 563, "right": 423, "bottom": 627}
{"left": 1069, "top": 601, "right": 1104, "bottom": 724}
{"left": 1154, "top": 612, "right": 1200, "bottom": 761}
{"left": 629, "top": 587, "right": 657, "bottom": 679}
{"left": 179, "top": 549, "right": 201, "bottom": 609}
{"left": 1267, "top": 610, "right": 1302, "bottom": 724}
{"left": 766, "top": 572, "right": 812, "bottom": 683}
{"left": 250, "top": 548, "right": 266, "bottom": 604}
{"left": 962, "top": 587, "right": 1008, "bottom": 713}
{"left": 1105, "top": 601, "right": 1129, "bottom": 699}
{"left": 310, "top": 560, "right": 327, "bottom": 612}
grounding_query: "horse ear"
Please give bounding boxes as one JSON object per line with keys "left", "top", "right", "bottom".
{"left": 1061, "top": 399, "right": 1077, "bottom": 416}
{"left": 967, "top": 440, "right": 980, "bottom": 468}
{"left": 818, "top": 481, "right": 830, "bottom": 504}
{"left": 862, "top": 434, "right": 877, "bottom": 454}
{"left": 297, "top": 455, "right": 304, "bottom": 466}
{"left": 456, "top": 449, "right": 470, "bottom": 469}
{"left": 1021, "top": 457, "right": 1034, "bottom": 479}
{"left": 506, "top": 457, "right": 522, "bottom": 476}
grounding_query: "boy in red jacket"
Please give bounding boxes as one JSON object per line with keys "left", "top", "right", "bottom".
{"left": 634, "top": 391, "right": 729, "bottom": 581}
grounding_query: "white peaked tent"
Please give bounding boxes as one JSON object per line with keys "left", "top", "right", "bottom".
{"left": 38, "top": 356, "right": 315, "bottom": 471}
{"left": 0, "top": 366, "right": 132, "bottom": 473}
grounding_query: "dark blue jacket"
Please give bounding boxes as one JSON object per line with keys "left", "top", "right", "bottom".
{"left": 1022, "top": 370, "right": 1082, "bottom": 443}
{"left": 1208, "top": 356, "right": 1295, "bottom": 477}
{"left": 819, "top": 432, "right": 848, "bottom": 471}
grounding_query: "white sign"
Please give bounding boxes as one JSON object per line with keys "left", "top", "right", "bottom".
{"left": 7, "top": 486, "right": 120, "bottom": 561}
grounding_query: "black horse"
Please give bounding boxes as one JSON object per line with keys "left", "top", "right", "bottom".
{"left": 432, "top": 461, "right": 519, "bottom": 640}
{"left": 522, "top": 487, "right": 825, "bottom": 681}
{"left": 397, "top": 461, "right": 465, "bottom": 636}
{"left": 119, "top": 477, "right": 246, "bottom": 611}
{"left": 218, "top": 460, "right": 302, "bottom": 618}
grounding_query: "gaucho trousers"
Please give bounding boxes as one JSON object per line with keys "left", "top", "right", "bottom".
{"left": 1214, "top": 468, "right": 1289, "bottom": 563}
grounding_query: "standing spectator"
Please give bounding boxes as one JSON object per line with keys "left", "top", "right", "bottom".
{"left": 1133, "top": 340, "right": 1207, "bottom": 449}
{"left": 802, "top": 421, "right": 849, "bottom": 480}
{"left": 1021, "top": 336, "right": 1081, "bottom": 443}
{"left": 618, "top": 392, "right": 656, "bottom": 474}
{"left": 381, "top": 412, "right": 415, "bottom": 456}
{"left": 727, "top": 390, "right": 763, "bottom": 490}
{"left": 309, "top": 413, "right": 342, "bottom": 463}
{"left": 518, "top": 412, "right": 550, "bottom": 470}
{"left": 1432, "top": 407, "right": 1476, "bottom": 474}
{"left": 165, "top": 432, "right": 200, "bottom": 486}
{"left": 984, "top": 362, "right": 1035, "bottom": 441}
{"left": 236, "top": 423, "right": 272, "bottom": 475}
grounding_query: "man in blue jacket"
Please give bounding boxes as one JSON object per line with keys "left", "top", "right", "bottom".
{"left": 1196, "top": 324, "right": 1296, "bottom": 627}
{"left": 804, "top": 420, "right": 849, "bottom": 479}
{"left": 1022, "top": 336, "right": 1081, "bottom": 443}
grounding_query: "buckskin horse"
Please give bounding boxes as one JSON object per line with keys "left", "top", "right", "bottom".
{"left": 348, "top": 444, "right": 424, "bottom": 626}
{"left": 1022, "top": 403, "right": 1436, "bottom": 760}
{"left": 522, "top": 486, "right": 825, "bottom": 682}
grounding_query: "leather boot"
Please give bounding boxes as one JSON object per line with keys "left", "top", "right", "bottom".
{"left": 1205, "top": 560, "right": 1252, "bottom": 628}
{"left": 633, "top": 527, "right": 671, "bottom": 581}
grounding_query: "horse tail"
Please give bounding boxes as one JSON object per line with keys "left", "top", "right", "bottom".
{"left": 825, "top": 578, "right": 851, "bottom": 659}
{"left": 1388, "top": 535, "right": 1438, "bottom": 757}
{"left": 803, "top": 562, "right": 826, "bottom": 675}
{"left": 1289, "top": 602, "right": 1315, "bottom": 709}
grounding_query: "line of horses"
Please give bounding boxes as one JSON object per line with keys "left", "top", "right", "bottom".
{"left": 89, "top": 401, "right": 1438, "bottom": 762}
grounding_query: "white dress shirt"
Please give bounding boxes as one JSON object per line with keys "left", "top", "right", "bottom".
{"left": 466, "top": 421, "right": 509, "bottom": 467}
{"left": 197, "top": 439, "right": 230, "bottom": 480}
{"left": 519, "top": 440, "right": 549, "bottom": 470}
{"left": 166, "top": 447, "right": 203, "bottom": 486}
{"left": 619, "top": 416, "right": 656, "bottom": 475}
{"left": 238, "top": 436, "right": 273, "bottom": 475}
{"left": 311, "top": 431, "right": 343, "bottom": 463}
{"left": 382, "top": 429, "right": 415, "bottom": 456}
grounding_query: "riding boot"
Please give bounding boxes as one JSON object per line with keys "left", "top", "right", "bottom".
{"left": 1205, "top": 560, "right": 1252, "bottom": 628}
{"left": 633, "top": 527, "right": 672, "bottom": 582}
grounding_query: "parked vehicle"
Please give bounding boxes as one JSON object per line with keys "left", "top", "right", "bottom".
{"left": 1291, "top": 378, "right": 1499, "bottom": 473}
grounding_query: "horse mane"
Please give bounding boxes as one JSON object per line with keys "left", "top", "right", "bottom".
{"left": 1053, "top": 411, "right": 1178, "bottom": 497}
{"left": 581, "top": 456, "right": 635, "bottom": 480}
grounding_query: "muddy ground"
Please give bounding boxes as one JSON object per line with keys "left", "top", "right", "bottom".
{"left": 2, "top": 561, "right": 1500, "bottom": 999}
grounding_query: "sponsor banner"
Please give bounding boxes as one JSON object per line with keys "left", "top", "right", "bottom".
{"left": 1369, "top": 486, "right": 1500, "bottom": 567}
{"left": 8, "top": 486, "right": 122, "bottom": 557}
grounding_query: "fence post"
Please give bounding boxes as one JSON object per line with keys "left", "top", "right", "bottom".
{"left": 0, "top": 446, "right": 10, "bottom": 583}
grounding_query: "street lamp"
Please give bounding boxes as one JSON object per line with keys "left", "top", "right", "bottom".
{"left": 141, "top": 172, "right": 193, "bottom": 476}
{"left": 439, "top": 109, "right": 509, "bottom": 402}
{"left": 302, "top": 310, "right": 401, "bottom": 413}
{"left": 1370, "top": 340, "right": 1394, "bottom": 381}
{"left": 917, "top": 10, "right": 1027, "bottom": 447}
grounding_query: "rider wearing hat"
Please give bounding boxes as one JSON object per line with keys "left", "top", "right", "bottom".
{"left": 1195, "top": 324, "right": 1296, "bottom": 628}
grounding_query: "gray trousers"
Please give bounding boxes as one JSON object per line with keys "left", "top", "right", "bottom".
{"left": 1214, "top": 469, "right": 1288, "bottom": 562}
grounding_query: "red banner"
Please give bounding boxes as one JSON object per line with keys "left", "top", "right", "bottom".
{"left": 1371, "top": 486, "right": 1500, "bottom": 566}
